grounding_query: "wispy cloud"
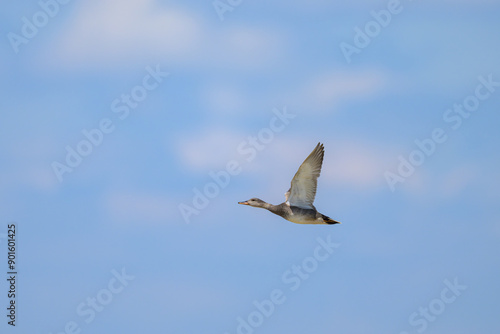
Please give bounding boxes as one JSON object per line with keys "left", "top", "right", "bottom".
{"left": 281, "top": 69, "right": 389, "bottom": 113}
{"left": 50, "top": 0, "right": 200, "bottom": 68}
{"left": 176, "top": 129, "right": 243, "bottom": 172}
{"left": 230, "top": 137, "right": 395, "bottom": 190}
{"left": 46, "top": 0, "right": 288, "bottom": 71}
{"left": 321, "top": 141, "right": 393, "bottom": 189}
{"left": 307, "top": 70, "right": 387, "bottom": 106}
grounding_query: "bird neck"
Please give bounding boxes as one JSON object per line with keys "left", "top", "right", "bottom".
{"left": 263, "top": 203, "right": 282, "bottom": 215}
{"left": 255, "top": 201, "right": 274, "bottom": 211}
{"left": 252, "top": 201, "right": 285, "bottom": 217}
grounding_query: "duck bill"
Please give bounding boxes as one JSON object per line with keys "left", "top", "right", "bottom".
{"left": 238, "top": 201, "right": 249, "bottom": 205}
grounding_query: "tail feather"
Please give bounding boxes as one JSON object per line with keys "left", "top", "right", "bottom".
{"left": 321, "top": 214, "right": 341, "bottom": 225}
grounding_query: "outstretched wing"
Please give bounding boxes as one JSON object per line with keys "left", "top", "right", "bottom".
{"left": 285, "top": 143, "right": 324, "bottom": 209}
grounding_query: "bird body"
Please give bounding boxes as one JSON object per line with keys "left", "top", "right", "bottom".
{"left": 238, "top": 143, "right": 340, "bottom": 225}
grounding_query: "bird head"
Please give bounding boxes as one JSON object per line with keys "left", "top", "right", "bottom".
{"left": 238, "top": 198, "right": 266, "bottom": 208}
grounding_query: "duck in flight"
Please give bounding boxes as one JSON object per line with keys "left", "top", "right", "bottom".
{"left": 238, "top": 143, "right": 341, "bottom": 225}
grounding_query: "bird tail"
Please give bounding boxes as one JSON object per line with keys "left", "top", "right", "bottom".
{"left": 322, "top": 214, "right": 341, "bottom": 225}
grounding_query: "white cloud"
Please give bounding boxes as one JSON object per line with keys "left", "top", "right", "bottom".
{"left": 303, "top": 69, "right": 387, "bottom": 109}
{"left": 277, "top": 69, "right": 390, "bottom": 114}
{"left": 46, "top": 0, "right": 288, "bottom": 71}
{"left": 214, "top": 27, "right": 286, "bottom": 70}
{"left": 176, "top": 129, "right": 244, "bottom": 171}
{"left": 52, "top": 0, "right": 201, "bottom": 68}
{"left": 175, "top": 117, "right": 397, "bottom": 191}
{"left": 279, "top": 0, "right": 500, "bottom": 10}
{"left": 235, "top": 138, "right": 394, "bottom": 191}
{"left": 321, "top": 141, "right": 392, "bottom": 189}
{"left": 402, "top": 163, "right": 492, "bottom": 201}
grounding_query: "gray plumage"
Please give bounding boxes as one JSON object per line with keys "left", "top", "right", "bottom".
{"left": 238, "top": 143, "right": 341, "bottom": 225}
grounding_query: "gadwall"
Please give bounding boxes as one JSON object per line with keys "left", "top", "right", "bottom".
{"left": 238, "top": 143, "right": 341, "bottom": 225}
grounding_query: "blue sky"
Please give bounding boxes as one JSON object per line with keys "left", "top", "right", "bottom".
{"left": 1, "top": 0, "right": 500, "bottom": 333}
